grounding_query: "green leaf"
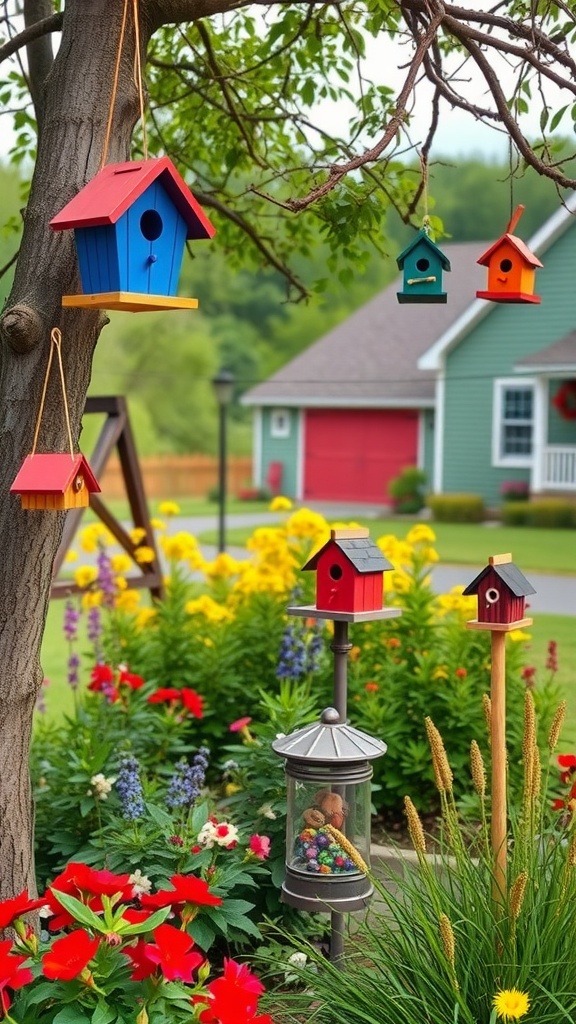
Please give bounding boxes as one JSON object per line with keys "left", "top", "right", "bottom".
{"left": 92, "top": 1000, "right": 117, "bottom": 1024}
{"left": 49, "top": 889, "right": 105, "bottom": 932}
{"left": 117, "top": 905, "right": 171, "bottom": 935}
{"left": 54, "top": 1009, "right": 91, "bottom": 1024}
{"left": 146, "top": 803, "right": 174, "bottom": 829}
{"left": 550, "top": 104, "right": 568, "bottom": 131}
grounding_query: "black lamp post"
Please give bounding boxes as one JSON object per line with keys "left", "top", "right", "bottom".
{"left": 211, "top": 368, "right": 235, "bottom": 554}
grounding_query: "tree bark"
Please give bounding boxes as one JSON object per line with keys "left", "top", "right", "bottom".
{"left": 0, "top": 0, "right": 152, "bottom": 898}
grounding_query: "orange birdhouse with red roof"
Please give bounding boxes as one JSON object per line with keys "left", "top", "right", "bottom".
{"left": 10, "top": 453, "right": 100, "bottom": 510}
{"left": 302, "top": 528, "right": 393, "bottom": 614}
{"left": 476, "top": 205, "right": 542, "bottom": 304}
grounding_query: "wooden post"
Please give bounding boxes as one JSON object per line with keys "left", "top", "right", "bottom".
{"left": 490, "top": 628, "right": 507, "bottom": 908}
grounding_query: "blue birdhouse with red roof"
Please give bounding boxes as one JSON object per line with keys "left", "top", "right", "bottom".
{"left": 302, "top": 528, "right": 393, "bottom": 614}
{"left": 50, "top": 157, "right": 216, "bottom": 312}
{"left": 396, "top": 228, "right": 451, "bottom": 304}
{"left": 476, "top": 205, "right": 542, "bottom": 304}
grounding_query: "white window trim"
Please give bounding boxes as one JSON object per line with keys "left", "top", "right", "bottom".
{"left": 492, "top": 377, "right": 535, "bottom": 468}
{"left": 270, "top": 407, "right": 291, "bottom": 439}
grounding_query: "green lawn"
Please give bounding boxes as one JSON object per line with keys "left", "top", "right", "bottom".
{"left": 199, "top": 519, "right": 576, "bottom": 575}
{"left": 81, "top": 496, "right": 272, "bottom": 523}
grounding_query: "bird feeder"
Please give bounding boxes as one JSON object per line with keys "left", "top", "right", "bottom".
{"left": 10, "top": 453, "right": 100, "bottom": 510}
{"left": 396, "top": 228, "right": 451, "bottom": 304}
{"left": 50, "top": 156, "right": 216, "bottom": 312}
{"left": 301, "top": 527, "right": 394, "bottom": 615}
{"left": 272, "top": 707, "right": 387, "bottom": 912}
{"left": 476, "top": 205, "right": 542, "bottom": 304}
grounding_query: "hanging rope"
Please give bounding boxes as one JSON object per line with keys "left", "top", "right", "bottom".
{"left": 419, "top": 151, "right": 431, "bottom": 235}
{"left": 100, "top": 0, "right": 149, "bottom": 170}
{"left": 31, "top": 329, "right": 75, "bottom": 459}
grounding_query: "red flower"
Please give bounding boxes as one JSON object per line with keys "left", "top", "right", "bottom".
{"left": 198, "top": 958, "right": 270, "bottom": 1024}
{"left": 248, "top": 835, "right": 271, "bottom": 860}
{"left": 148, "top": 687, "right": 181, "bottom": 703}
{"left": 364, "top": 682, "right": 379, "bottom": 693}
{"left": 0, "top": 939, "right": 33, "bottom": 1015}
{"left": 181, "top": 688, "right": 204, "bottom": 718}
{"left": 230, "top": 716, "right": 252, "bottom": 732}
{"left": 558, "top": 754, "right": 576, "bottom": 784}
{"left": 123, "top": 938, "right": 158, "bottom": 981}
{"left": 141, "top": 874, "right": 222, "bottom": 912}
{"left": 42, "top": 929, "right": 100, "bottom": 981}
{"left": 455, "top": 667, "right": 467, "bottom": 678}
{"left": 0, "top": 889, "right": 45, "bottom": 929}
{"left": 46, "top": 862, "right": 133, "bottom": 929}
{"left": 143, "top": 923, "right": 204, "bottom": 982}
{"left": 119, "top": 670, "right": 144, "bottom": 689}
{"left": 89, "top": 664, "right": 115, "bottom": 690}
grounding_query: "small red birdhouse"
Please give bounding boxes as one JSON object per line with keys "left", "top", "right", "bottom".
{"left": 302, "top": 528, "right": 393, "bottom": 614}
{"left": 10, "top": 453, "right": 100, "bottom": 510}
{"left": 476, "top": 205, "right": 542, "bottom": 304}
{"left": 462, "top": 553, "right": 535, "bottom": 626}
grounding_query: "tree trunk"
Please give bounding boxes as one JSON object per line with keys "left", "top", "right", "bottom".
{"left": 0, "top": 0, "right": 151, "bottom": 898}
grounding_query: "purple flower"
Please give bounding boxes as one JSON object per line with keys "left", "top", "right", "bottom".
{"left": 166, "top": 747, "right": 210, "bottom": 811}
{"left": 63, "top": 600, "right": 80, "bottom": 642}
{"left": 67, "top": 652, "right": 80, "bottom": 689}
{"left": 87, "top": 605, "right": 102, "bottom": 643}
{"left": 97, "top": 547, "right": 116, "bottom": 608}
{"left": 115, "top": 753, "right": 145, "bottom": 820}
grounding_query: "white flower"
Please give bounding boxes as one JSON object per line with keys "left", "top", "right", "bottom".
{"left": 287, "top": 952, "right": 308, "bottom": 969}
{"left": 129, "top": 869, "right": 152, "bottom": 897}
{"left": 258, "top": 802, "right": 277, "bottom": 820}
{"left": 89, "top": 772, "right": 116, "bottom": 800}
{"left": 197, "top": 819, "right": 239, "bottom": 849}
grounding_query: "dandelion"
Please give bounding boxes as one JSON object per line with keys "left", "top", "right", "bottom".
{"left": 492, "top": 987, "right": 530, "bottom": 1020}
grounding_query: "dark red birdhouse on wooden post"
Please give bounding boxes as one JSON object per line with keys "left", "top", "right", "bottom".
{"left": 462, "top": 552, "right": 535, "bottom": 627}
{"left": 476, "top": 205, "right": 542, "bottom": 304}
{"left": 302, "top": 528, "right": 393, "bottom": 615}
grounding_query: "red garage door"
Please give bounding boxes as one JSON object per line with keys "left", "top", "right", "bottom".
{"left": 303, "top": 408, "right": 419, "bottom": 503}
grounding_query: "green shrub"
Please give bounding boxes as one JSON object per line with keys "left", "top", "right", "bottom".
{"left": 426, "top": 493, "right": 485, "bottom": 523}
{"left": 388, "top": 466, "right": 427, "bottom": 513}
{"left": 527, "top": 497, "right": 576, "bottom": 528}
{"left": 500, "top": 501, "right": 531, "bottom": 526}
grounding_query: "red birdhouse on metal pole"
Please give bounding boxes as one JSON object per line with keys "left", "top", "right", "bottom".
{"left": 302, "top": 528, "right": 393, "bottom": 615}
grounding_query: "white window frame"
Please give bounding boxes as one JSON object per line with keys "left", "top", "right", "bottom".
{"left": 492, "top": 377, "right": 535, "bottom": 468}
{"left": 270, "top": 407, "right": 291, "bottom": 439}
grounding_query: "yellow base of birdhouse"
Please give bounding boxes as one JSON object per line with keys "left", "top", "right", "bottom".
{"left": 61, "top": 292, "right": 199, "bottom": 312}
{"left": 18, "top": 490, "right": 90, "bottom": 511}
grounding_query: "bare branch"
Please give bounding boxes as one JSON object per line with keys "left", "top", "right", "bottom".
{"left": 0, "top": 11, "right": 61, "bottom": 66}
{"left": 24, "top": 0, "right": 55, "bottom": 125}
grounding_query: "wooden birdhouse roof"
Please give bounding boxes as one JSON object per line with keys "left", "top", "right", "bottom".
{"left": 476, "top": 233, "right": 543, "bottom": 270}
{"left": 302, "top": 528, "right": 393, "bottom": 574}
{"left": 396, "top": 229, "right": 451, "bottom": 271}
{"left": 50, "top": 157, "right": 216, "bottom": 240}
{"left": 10, "top": 453, "right": 100, "bottom": 494}
{"left": 462, "top": 554, "right": 535, "bottom": 598}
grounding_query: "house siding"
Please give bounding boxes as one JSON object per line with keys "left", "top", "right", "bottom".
{"left": 259, "top": 408, "right": 300, "bottom": 497}
{"left": 442, "top": 226, "right": 576, "bottom": 507}
{"left": 421, "top": 410, "right": 435, "bottom": 491}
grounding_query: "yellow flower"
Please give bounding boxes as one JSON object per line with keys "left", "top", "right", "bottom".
{"left": 64, "top": 550, "right": 78, "bottom": 563}
{"left": 81, "top": 590, "right": 103, "bottom": 609}
{"left": 433, "top": 666, "right": 449, "bottom": 680}
{"left": 134, "top": 546, "right": 155, "bottom": 564}
{"left": 203, "top": 552, "right": 243, "bottom": 579}
{"left": 115, "top": 589, "right": 141, "bottom": 612}
{"left": 114, "top": 575, "right": 128, "bottom": 591}
{"left": 80, "top": 522, "right": 110, "bottom": 553}
{"left": 149, "top": 517, "right": 166, "bottom": 531}
{"left": 111, "top": 553, "right": 132, "bottom": 574}
{"left": 74, "top": 566, "right": 98, "bottom": 589}
{"left": 158, "top": 501, "right": 181, "bottom": 517}
{"left": 225, "top": 782, "right": 242, "bottom": 796}
{"left": 285, "top": 508, "right": 328, "bottom": 539}
{"left": 161, "top": 531, "right": 198, "bottom": 562}
{"left": 509, "top": 629, "right": 532, "bottom": 643}
{"left": 406, "top": 524, "right": 436, "bottom": 545}
{"left": 135, "top": 607, "right": 157, "bottom": 629}
{"left": 493, "top": 988, "right": 530, "bottom": 1020}
{"left": 185, "top": 595, "right": 233, "bottom": 622}
{"left": 129, "top": 527, "right": 147, "bottom": 545}
{"left": 269, "top": 495, "right": 293, "bottom": 512}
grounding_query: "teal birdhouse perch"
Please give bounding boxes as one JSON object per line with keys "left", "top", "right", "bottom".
{"left": 396, "top": 229, "right": 451, "bottom": 304}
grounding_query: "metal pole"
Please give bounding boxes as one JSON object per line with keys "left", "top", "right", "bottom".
{"left": 218, "top": 401, "right": 226, "bottom": 553}
{"left": 330, "top": 617, "right": 351, "bottom": 968}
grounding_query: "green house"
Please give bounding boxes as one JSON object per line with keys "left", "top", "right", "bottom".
{"left": 243, "top": 196, "right": 576, "bottom": 508}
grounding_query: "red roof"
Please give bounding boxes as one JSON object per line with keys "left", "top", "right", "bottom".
{"left": 10, "top": 454, "right": 100, "bottom": 494}
{"left": 477, "top": 232, "right": 543, "bottom": 269}
{"left": 50, "top": 157, "right": 215, "bottom": 240}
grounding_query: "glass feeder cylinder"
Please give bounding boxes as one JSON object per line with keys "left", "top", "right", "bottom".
{"left": 272, "top": 707, "right": 387, "bottom": 912}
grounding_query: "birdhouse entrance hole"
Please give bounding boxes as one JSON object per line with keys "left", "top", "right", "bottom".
{"left": 416, "top": 257, "right": 430, "bottom": 271}
{"left": 140, "top": 210, "right": 163, "bottom": 241}
{"left": 486, "top": 587, "right": 499, "bottom": 604}
{"left": 329, "top": 563, "right": 343, "bottom": 580}
{"left": 500, "top": 259, "right": 512, "bottom": 272}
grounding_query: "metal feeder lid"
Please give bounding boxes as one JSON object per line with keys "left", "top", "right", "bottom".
{"left": 272, "top": 707, "right": 387, "bottom": 763}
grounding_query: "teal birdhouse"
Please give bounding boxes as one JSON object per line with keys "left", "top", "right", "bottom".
{"left": 396, "top": 229, "right": 451, "bottom": 304}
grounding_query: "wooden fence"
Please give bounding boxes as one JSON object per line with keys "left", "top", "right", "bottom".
{"left": 99, "top": 454, "right": 253, "bottom": 500}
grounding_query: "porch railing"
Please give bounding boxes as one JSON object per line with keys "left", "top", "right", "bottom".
{"left": 543, "top": 445, "right": 576, "bottom": 490}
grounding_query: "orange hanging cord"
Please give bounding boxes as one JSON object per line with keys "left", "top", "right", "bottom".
{"left": 31, "top": 328, "right": 75, "bottom": 459}
{"left": 100, "top": 0, "right": 148, "bottom": 171}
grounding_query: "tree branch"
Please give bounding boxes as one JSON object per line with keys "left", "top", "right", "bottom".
{"left": 24, "top": 0, "right": 54, "bottom": 128}
{"left": 0, "top": 10, "right": 61, "bottom": 66}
